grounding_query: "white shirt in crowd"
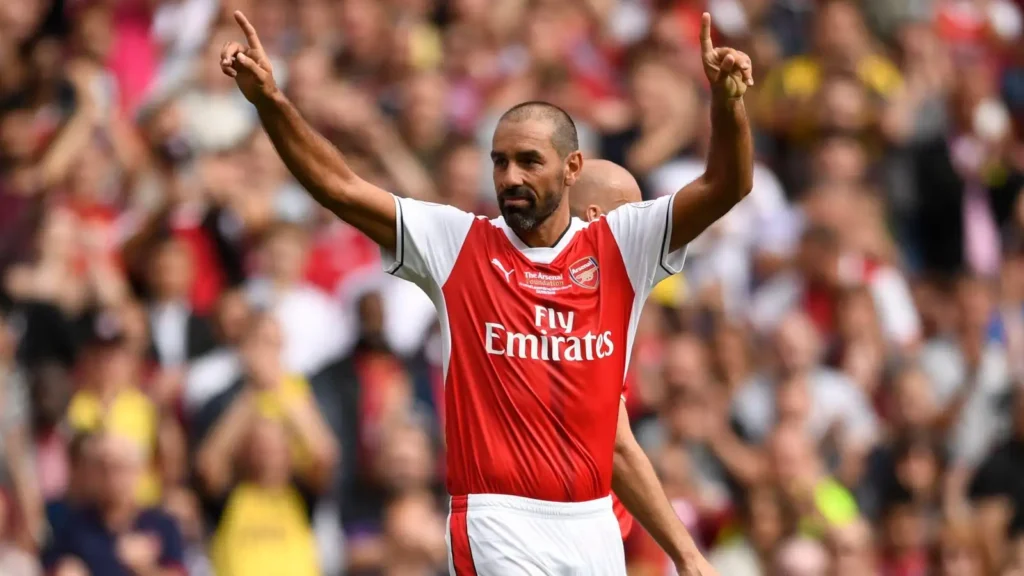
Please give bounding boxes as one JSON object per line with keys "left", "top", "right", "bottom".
{"left": 246, "top": 279, "right": 352, "bottom": 377}
{"left": 647, "top": 159, "right": 790, "bottom": 316}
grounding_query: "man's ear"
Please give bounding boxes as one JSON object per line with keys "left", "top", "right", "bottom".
{"left": 564, "top": 151, "right": 583, "bottom": 187}
{"left": 586, "top": 205, "right": 603, "bottom": 222}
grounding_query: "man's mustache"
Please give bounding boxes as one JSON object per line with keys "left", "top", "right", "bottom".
{"left": 499, "top": 186, "right": 537, "bottom": 204}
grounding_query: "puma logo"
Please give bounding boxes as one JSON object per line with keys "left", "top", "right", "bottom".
{"left": 491, "top": 259, "right": 514, "bottom": 283}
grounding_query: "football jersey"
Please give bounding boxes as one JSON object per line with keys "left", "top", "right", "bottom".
{"left": 382, "top": 194, "right": 685, "bottom": 503}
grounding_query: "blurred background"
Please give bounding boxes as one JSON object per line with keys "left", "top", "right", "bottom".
{"left": 1, "top": 0, "right": 1024, "bottom": 575}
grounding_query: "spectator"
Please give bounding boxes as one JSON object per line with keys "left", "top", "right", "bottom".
{"left": 380, "top": 491, "right": 447, "bottom": 576}
{"left": 826, "top": 518, "right": 877, "bottom": 576}
{"left": 182, "top": 288, "right": 251, "bottom": 417}
{"left": 146, "top": 237, "right": 216, "bottom": 369}
{"left": 0, "top": 490, "right": 41, "bottom": 576}
{"left": 921, "top": 275, "right": 1012, "bottom": 472}
{"left": 879, "top": 500, "right": 930, "bottom": 576}
{"left": 44, "top": 432, "right": 100, "bottom": 541}
{"left": 934, "top": 519, "right": 988, "bottom": 576}
{"left": 0, "top": 308, "right": 42, "bottom": 549}
{"left": 66, "top": 310, "right": 184, "bottom": 507}
{"left": 708, "top": 484, "right": 788, "bottom": 576}
{"left": 28, "top": 359, "right": 73, "bottom": 503}
{"left": 44, "top": 432, "right": 185, "bottom": 576}
{"left": 733, "top": 311, "right": 878, "bottom": 487}
{"left": 195, "top": 312, "right": 337, "bottom": 576}
{"left": 751, "top": 223, "right": 921, "bottom": 351}
{"left": 970, "top": 385, "right": 1024, "bottom": 570}
{"left": 246, "top": 222, "right": 350, "bottom": 378}
{"left": 768, "top": 422, "right": 860, "bottom": 538}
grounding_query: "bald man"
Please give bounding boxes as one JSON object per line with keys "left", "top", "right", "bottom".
{"left": 570, "top": 159, "right": 643, "bottom": 220}
{"left": 572, "top": 160, "right": 715, "bottom": 575}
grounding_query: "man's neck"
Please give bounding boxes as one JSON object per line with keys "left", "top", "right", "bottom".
{"left": 514, "top": 209, "right": 573, "bottom": 249}
{"left": 270, "top": 276, "right": 299, "bottom": 294}
{"left": 102, "top": 502, "right": 138, "bottom": 532}
{"left": 154, "top": 296, "right": 187, "bottom": 310}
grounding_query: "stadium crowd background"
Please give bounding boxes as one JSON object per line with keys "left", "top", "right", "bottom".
{"left": 1, "top": 0, "right": 1024, "bottom": 574}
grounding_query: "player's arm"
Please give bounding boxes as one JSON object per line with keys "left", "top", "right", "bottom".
{"left": 668, "top": 13, "right": 754, "bottom": 252}
{"left": 612, "top": 401, "right": 717, "bottom": 576}
{"left": 220, "top": 11, "right": 396, "bottom": 251}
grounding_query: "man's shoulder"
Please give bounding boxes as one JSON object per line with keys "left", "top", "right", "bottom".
{"left": 136, "top": 507, "right": 180, "bottom": 534}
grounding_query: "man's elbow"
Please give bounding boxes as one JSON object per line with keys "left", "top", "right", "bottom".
{"left": 699, "top": 173, "right": 752, "bottom": 207}
{"left": 721, "top": 172, "right": 753, "bottom": 202}
{"left": 194, "top": 452, "right": 227, "bottom": 495}
{"left": 306, "top": 441, "right": 340, "bottom": 493}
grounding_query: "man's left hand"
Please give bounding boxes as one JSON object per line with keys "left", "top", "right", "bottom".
{"left": 699, "top": 12, "right": 754, "bottom": 100}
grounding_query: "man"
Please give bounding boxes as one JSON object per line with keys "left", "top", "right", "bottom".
{"left": 145, "top": 237, "right": 216, "bottom": 368}
{"left": 44, "top": 433, "right": 185, "bottom": 576}
{"left": 570, "top": 159, "right": 683, "bottom": 545}
{"left": 220, "top": 10, "right": 753, "bottom": 575}
{"left": 569, "top": 159, "right": 643, "bottom": 223}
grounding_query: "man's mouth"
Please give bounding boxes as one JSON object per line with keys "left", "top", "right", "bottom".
{"left": 501, "top": 197, "right": 532, "bottom": 208}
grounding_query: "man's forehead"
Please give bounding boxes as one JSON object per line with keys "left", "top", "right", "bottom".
{"left": 491, "top": 118, "right": 557, "bottom": 154}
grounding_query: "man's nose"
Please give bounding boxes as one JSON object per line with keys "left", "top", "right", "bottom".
{"left": 497, "top": 164, "right": 525, "bottom": 188}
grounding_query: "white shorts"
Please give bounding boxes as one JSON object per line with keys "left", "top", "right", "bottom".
{"left": 446, "top": 493, "right": 626, "bottom": 576}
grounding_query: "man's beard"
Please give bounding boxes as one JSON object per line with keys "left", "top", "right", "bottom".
{"left": 499, "top": 185, "right": 562, "bottom": 233}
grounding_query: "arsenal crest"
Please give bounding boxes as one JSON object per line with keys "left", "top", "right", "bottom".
{"left": 569, "top": 257, "right": 599, "bottom": 289}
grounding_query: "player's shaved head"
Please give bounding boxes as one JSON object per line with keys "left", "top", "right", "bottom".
{"left": 498, "top": 101, "right": 579, "bottom": 158}
{"left": 491, "top": 101, "right": 583, "bottom": 235}
{"left": 570, "top": 159, "right": 642, "bottom": 221}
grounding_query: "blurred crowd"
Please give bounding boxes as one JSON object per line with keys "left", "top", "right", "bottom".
{"left": 1, "top": 0, "right": 1024, "bottom": 575}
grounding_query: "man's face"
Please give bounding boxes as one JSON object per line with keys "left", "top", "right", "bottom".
{"left": 774, "top": 315, "right": 819, "bottom": 377}
{"left": 97, "top": 436, "right": 142, "bottom": 510}
{"left": 814, "top": 1, "right": 866, "bottom": 67}
{"left": 263, "top": 231, "right": 308, "bottom": 285}
{"left": 150, "top": 243, "right": 193, "bottom": 301}
{"left": 491, "top": 118, "right": 571, "bottom": 233}
{"left": 797, "top": 236, "right": 840, "bottom": 286}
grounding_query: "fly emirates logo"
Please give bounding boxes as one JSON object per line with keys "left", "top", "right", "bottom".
{"left": 484, "top": 306, "right": 615, "bottom": 362}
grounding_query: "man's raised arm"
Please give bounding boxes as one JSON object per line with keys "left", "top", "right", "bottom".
{"left": 220, "top": 11, "right": 396, "bottom": 250}
{"left": 668, "top": 13, "right": 754, "bottom": 252}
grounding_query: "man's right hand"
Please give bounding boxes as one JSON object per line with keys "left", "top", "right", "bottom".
{"left": 220, "top": 11, "right": 278, "bottom": 104}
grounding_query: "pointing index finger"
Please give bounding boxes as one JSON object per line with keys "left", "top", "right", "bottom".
{"left": 700, "top": 12, "right": 714, "bottom": 55}
{"left": 234, "top": 11, "right": 264, "bottom": 53}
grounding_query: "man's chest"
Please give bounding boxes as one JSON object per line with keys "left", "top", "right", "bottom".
{"left": 442, "top": 228, "right": 636, "bottom": 363}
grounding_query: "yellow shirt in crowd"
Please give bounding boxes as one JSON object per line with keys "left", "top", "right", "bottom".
{"left": 67, "top": 386, "right": 162, "bottom": 506}
{"left": 210, "top": 483, "right": 320, "bottom": 576}
{"left": 253, "top": 374, "right": 314, "bottom": 471}
{"left": 211, "top": 374, "right": 319, "bottom": 576}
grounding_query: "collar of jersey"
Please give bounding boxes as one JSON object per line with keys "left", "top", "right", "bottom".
{"left": 491, "top": 216, "right": 589, "bottom": 265}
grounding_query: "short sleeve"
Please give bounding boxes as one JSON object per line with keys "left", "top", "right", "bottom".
{"left": 381, "top": 196, "right": 476, "bottom": 290}
{"left": 605, "top": 194, "right": 687, "bottom": 298}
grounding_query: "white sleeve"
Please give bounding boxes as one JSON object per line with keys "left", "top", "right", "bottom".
{"left": 605, "top": 194, "right": 687, "bottom": 298}
{"left": 869, "top": 268, "right": 921, "bottom": 346}
{"left": 381, "top": 196, "right": 475, "bottom": 291}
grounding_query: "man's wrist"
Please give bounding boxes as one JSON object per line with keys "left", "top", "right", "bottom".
{"left": 671, "top": 546, "right": 705, "bottom": 571}
{"left": 710, "top": 90, "right": 744, "bottom": 110}
{"left": 254, "top": 88, "right": 287, "bottom": 112}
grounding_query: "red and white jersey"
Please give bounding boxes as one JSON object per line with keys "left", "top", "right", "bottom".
{"left": 382, "top": 195, "right": 686, "bottom": 503}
